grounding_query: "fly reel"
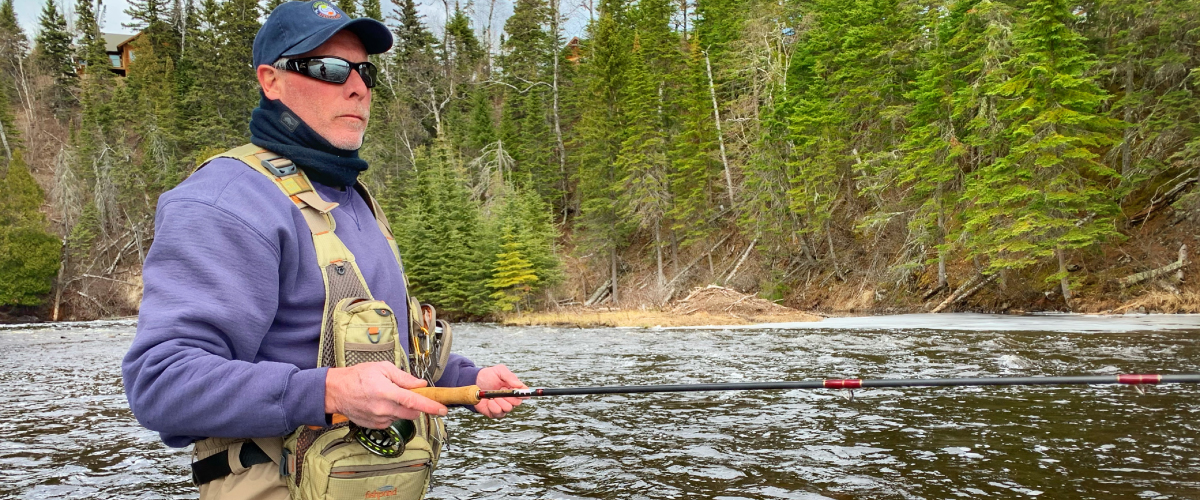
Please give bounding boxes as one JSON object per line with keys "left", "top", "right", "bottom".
{"left": 353, "top": 420, "right": 416, "bottom": 457}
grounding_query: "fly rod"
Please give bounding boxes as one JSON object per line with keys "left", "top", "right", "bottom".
{"left": 412, "top": 373, "right": 1200, "bottom": 405}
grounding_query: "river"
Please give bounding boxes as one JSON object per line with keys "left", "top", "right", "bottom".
{"left": 1, "top": 314, "right": 1199, "bottom": 499}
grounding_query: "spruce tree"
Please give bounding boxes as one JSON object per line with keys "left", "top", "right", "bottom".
{"left": 360, "top": 0, "right": 381, "bottom": 19}
{"left": 962, "top": 0, "right": 1122, "bottom": 303}
{"left": 35, "top": 0, "right": 77, "bottom": 113}
{"left": 0, "top": 0, "right": 28, "bottom": 90}
{"left": 489, "top": 227, "right": 539, "bottom": 312}
{"left": 497, "top": 0, "right": 557, "bottom": 203}
{"left": 0, "top": 149, "right": 62, "bottom": 308}
{"left": 574, "top": 0, "right": 634, "bottom": 304}
{"left": 388, "top": 139, "right": 494, "bottom": 318}
{"left": 75, "top": 0, "right": 109, "bottom": 71}
{"left": 669, "top": 41, "right": 721, "bottom": 248}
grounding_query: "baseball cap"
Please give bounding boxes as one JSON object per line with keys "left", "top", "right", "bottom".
{"left": 252, "top": 1, "right": 393, "bottom": 68}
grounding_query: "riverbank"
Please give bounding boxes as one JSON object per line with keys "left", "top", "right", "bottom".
{"left": 499, "top": 307, "right": 823, "bottom": 328}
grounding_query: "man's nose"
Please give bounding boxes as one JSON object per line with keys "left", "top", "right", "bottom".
{"left": 344, "top": 66, "right": 369, "bottom": 98}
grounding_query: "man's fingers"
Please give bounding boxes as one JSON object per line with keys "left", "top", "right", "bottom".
{"left": 383, "top": 364, "right": 429, "bottom": 390}
{"left": 497, "top": 367, "right": 528, "bottom": 389}
{"left": 395, "top": 388, "right": 448, "bottom": 416}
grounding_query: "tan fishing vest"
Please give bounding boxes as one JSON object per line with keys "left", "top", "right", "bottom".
{"left": 195, "top": 144, "right": 451, "bottom": 500}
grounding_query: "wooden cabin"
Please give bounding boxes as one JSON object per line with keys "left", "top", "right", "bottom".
{"left": 101, "top": 32, "right": 140, "bottom": 76}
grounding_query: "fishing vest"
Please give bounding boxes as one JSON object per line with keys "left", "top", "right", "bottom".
{"left": 200, "top": 144, "right": 454, "bottom": 500}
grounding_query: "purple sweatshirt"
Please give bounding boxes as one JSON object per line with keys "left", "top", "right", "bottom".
{"left": 122, "top": 157, "right": 481, "bottom": 448}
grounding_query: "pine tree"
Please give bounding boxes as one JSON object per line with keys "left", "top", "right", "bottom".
{"left": 75, "top": 0, "right": 109, "bottom": 71}
{"left": 497, "top": 0, "right": 557, "bottom": 203}
{"left": 0, "top": 149, "right": 62, "bottom": 308}
{"left": 336, "top": 0, "right": 358, "bottom": 18}
{"left": 0, "top": 0, "right": 28, "bottom": 96}
{"left": 489, "top": 227, "right": 539, "bottom": 312}
{"left": 574, "top": 0, "right": 633, "bottom": 304}
{"left": 387, "top": 139, "right": 494, "bottom": 318}
{"left": 669, "top": 41, "right": 721, "bottom": 248}
{"left": 35, "top": 0, "right": 77, "bottom": 114}
{"left": 962, "top": 0, "right": 1122, "bottom": 304}
{"left": 361, "top": 0, "right": 381, "bottom": 20}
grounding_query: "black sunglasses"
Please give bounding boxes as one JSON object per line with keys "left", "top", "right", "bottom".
{"left": 284, "top": 56, "right": 379, "bottom": 89}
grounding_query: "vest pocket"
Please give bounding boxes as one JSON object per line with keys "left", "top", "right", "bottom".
{"left": 325, "top": 461, "right": 430, "bottom": 500}
{"left": 331, "top": 298, "right": 403, "bottom": 368}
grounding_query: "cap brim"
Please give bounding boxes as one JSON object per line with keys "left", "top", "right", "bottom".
{"left": 281, "top": 17, "right": 393, "bottom": 58}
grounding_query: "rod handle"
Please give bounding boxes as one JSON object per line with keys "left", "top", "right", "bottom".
{"left": 412, "top": 385, "right": 481, "bottom": 406}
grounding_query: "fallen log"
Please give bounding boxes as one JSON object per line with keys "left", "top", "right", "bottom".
{"left": 584, "top": 279, "right": 612, "bottom": 306}
{"left": 921, "top": 283, "right": 948, "bottom": 301}
{"left": 722, "top": 238, "right": 757, "bottom": 285}
{"left": 931, "top": 273, "right": 997, "bottom": 313}
{"left": 664, "top": 234, "right": 732, "bottom": 290}
{"left": 1118, "top": 245, "right": 1188, "bottom": 289}
{"left": 1128, "top": 170, "right": 1199, "bottom": 226}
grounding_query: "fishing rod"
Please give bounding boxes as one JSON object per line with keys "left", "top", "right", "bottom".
{"left": 412, "top": 373, "right": 1200, "bottom": 405}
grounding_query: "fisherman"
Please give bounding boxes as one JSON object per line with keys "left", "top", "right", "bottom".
{"left": 121, "top": 2, "right": 526, "bottom": 499}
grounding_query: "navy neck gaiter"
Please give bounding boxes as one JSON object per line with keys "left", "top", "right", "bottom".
{"left": 249, "top": 95, "right": 368, "bottom": 188}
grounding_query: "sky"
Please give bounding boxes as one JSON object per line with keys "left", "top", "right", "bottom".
{"left": 12, "top": 0, "right": 589, "bottom": 50}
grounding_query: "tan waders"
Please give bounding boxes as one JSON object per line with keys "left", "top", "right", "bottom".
{"left": 188, "top": 145, "right": 450, "bottom": 500}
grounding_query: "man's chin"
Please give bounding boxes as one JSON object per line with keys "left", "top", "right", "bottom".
{"left": 327, "top": 134, "right": 365, "bottom": 151}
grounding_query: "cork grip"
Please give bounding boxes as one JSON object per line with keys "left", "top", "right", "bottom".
{"left": 412, "top": 385, "right": 482, "bottom": 406}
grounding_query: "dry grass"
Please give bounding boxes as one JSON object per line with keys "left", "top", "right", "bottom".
{"left": 499, "top": 307, "right": 822, "bottom": 328}
{"left": 1112, "top": 291, "right": 1200, "bottom": 314}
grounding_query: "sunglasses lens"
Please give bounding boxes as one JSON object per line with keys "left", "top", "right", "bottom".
{"left": 306, "top": 58, "right": 351, "bottom": 83}
{"left": 358, "top": 62, "right": 379, "bottom": 88}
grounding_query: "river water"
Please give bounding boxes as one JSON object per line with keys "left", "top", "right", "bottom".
{"left": 2, "top": 314, "right": 1199, "bottom": 499}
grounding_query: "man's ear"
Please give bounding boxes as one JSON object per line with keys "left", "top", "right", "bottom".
{"left": 258, "top": 64, "right": 284, "bottom": 100}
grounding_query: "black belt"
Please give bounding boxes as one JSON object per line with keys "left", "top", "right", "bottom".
{"left": 191, "top": 440, "right": 275, "bottom": 486}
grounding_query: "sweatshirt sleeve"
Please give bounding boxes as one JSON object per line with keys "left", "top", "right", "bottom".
{"left": 435, "top": 353, "right": 481, "bottom": 390}
{"left": 122, "top": 198, "right": 328, "bottom": 447}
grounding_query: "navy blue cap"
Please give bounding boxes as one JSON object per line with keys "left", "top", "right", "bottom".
{"left": 253, "top": 1, "right": 393, "bottom": 68}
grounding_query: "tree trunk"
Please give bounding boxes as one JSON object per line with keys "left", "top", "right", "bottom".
{"left": 550, "top": 1, "right": 569, "bottom": 224}
{"left": 936, "top": 182, "right": 947, "bottom": 288}
{"left": 1057, "top": 247, "right": 1071, "bottom": 308}
{"left": 704, "top": 49, "right": 736, "bottom": 214}
{"left": 0, "top": 114, "right": 11, "bottom": 162}
{"left": 724, "top": 238, "right": 757, "bottom": 285}
{"left": 1121, "top": 64, "right": 1134, "bottom": 177}
{"left": 610, "top": 246, "right": 619, "bottom": 305}
{"left": 655, "top": 221, "right": 665, "bottom": 288}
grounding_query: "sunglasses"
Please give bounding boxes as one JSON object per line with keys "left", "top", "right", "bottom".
{"left": 284, "top": 56, "right": 379, "bottom": 88}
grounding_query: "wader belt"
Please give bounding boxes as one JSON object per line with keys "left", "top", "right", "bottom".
{"left": 191, "top": 440, "right": 273, "bottom": 485}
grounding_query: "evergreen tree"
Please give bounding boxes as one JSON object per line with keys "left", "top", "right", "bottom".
{"left": 497, "top": 0, "right": 556, "bottom": 203}
{"left": 336, "top": 0, "right": 358, "bottom": 18}
{"left": 574, "top": 0, "right": 633, "bottom": 304}
{"left": 360, "top": 0, "right": 381, "bottom": 20}
{"left": 386, "top": 139, "right": 494, "bottom": 318}
{"left": 489, "top": 226, "right": 539, "bottom": 312}
{"left": 75, "top": 0, "right": 109, "bottom": 71}
{"left": 669, "top": 41, "right": 722, "bottom": 248}
{"left": 962, "top": 0, "right": 1122, "bottom": 303}
{"left": 0, "top": 150, "right": 62, "bottom": 308}
{"left": 35, "top": 0, "right": 77, "bottom": 113}
{"left": 0, "top": 0, "right": 28, "bottom": 80}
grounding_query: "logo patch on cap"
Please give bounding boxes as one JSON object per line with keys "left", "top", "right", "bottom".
{"left": 312, "top": 1, "right": 341, "bottom": 19}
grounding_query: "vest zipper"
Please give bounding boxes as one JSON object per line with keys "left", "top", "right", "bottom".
{"left": 328, "top": 460, "right": 430, "bottom": 479}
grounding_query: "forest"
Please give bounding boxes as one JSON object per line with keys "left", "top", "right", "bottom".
{"left": 1, "top": 0, "right": 1198, "bottom": 321}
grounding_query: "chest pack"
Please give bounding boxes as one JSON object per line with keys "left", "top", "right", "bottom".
{"left": 206, "top": 144, "right": 455, "bottom": 500}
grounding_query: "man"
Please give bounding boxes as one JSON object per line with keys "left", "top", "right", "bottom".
{"left": 121, "top": 2, "right": 525, "bottom": 498}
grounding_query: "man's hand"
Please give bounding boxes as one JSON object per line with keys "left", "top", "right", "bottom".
{"left": 474, "top": 364, "right": 527, "bottom": 419}
{"left": 325, "top": 362, "right": 448, "bottom": 429}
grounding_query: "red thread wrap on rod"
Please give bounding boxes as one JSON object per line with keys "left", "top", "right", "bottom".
{"left": 1117, "top": 374, "right": 1162, "bottom": 385}
{"left": 823, "top": 379, "right": 863, "bottom": 389}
